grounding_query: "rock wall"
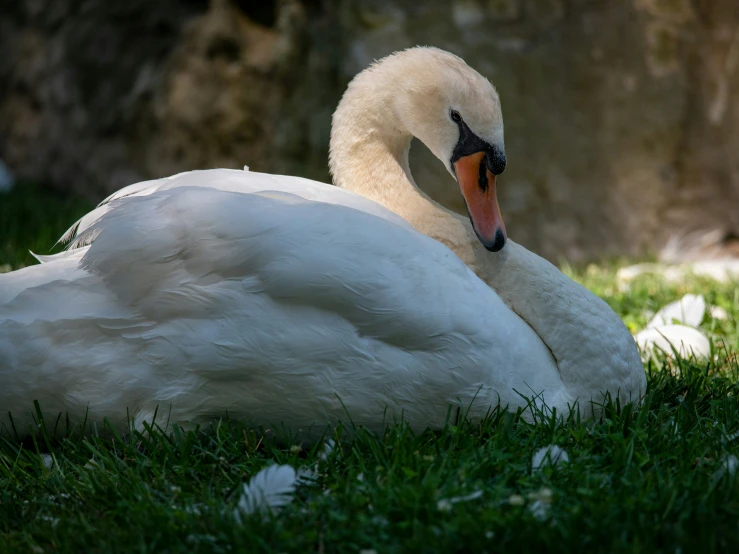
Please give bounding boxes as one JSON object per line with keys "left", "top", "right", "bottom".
{"left": 0, "top": 0, "right": 341, "bottom": 191}
{"left": 1, "top": 0, "right": 738, "bottom": 262}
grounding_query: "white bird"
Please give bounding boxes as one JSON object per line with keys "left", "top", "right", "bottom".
{"left": 0, "top": 48, "right": 645, "bottom": 439}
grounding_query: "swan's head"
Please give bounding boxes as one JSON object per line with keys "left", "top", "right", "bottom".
{"left": 333, "top": 47, "right": 507, "bottom": 252}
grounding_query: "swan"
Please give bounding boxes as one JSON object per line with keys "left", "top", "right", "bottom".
{"left": 0, "top": 47, "right": 645, "bottom": 439}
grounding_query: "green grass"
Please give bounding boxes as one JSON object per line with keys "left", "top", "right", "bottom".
{"left": 0, "top": 182, "right": 93, "bottom": 270}
{"left": 2, "top": 185, "right": 739, "bottom": 552}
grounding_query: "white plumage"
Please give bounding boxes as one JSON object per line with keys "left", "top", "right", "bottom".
{"left": 1, "top": 181, "right": 561, "bottom": 437}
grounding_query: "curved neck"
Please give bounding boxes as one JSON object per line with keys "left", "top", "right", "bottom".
{"left": 329, "top": 84, "right": 498, "bottom": 277}
{"left": 329, "top": 85, "right": 481, "bottom": 262}
{"left": 329, "top": 90, "right": 434, "bottom": 232}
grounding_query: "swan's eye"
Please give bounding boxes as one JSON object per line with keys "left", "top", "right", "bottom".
{"left": 450, "top": 109, "right": 462, "bottom": 123}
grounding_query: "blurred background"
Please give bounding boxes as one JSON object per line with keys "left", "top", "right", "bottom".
{"left": 1, "top": 0, "right": 739, "bottom": 265}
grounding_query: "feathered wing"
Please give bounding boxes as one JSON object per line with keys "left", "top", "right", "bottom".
{"left": 1, "top": 186, "right": 559, "bottom": 438}
{"left": 76, "top": 187, "right": 502, "bottom": 348}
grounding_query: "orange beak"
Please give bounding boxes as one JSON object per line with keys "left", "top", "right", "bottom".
{"left": 453, "top": 152, "right": 507, "bottom": 252}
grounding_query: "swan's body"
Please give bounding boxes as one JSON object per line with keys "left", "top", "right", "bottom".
{"left": 0, "top": 48, "right": 645, "bottom": 438}
{"left": 2, "top": 181, "right": 563, "bottom": 435}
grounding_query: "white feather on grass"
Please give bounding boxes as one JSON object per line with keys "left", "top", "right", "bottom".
{"left": 319, "top": 438, "right": 335, "bottom": 461}
{"left": 296, "top": 466, "right": 318, "bottom": 485}
{"left": 294, "top": 438, "right": 335, "bottom": 486}
{"left": 436, "top": 489, "right": 484, "bottom": 512}
{"left": 647, "top": 294, "right": 705, "bottom": 329}
{"left": 234, "top": 438, "right": 335, "bottom": 521}
{"left": 633, "top": 294, "right": 712, "bottom": 360}
{"left": 528, "top": 487, "right": 554, "bottom": 521}
{"left": 531, "top": 445, "right": 569, "bottom": 472}
{"left": 713, "top": 454, "right": 739, "bottom": 483}
{"left": 235, "top": 464, "right": 298, "bottom": 519}
{"left": 40, "top": 454, "right": 53, "bottom": 470}
{"left": 634, "top": 324, "right": 711, "bottom": 359}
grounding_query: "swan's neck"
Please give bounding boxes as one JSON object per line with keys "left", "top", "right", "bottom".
{"left": 330, "top": 85, "right": 484, "bottom": 268}
{"left": 330, "top": 97, "right": 438, "bottom": 232}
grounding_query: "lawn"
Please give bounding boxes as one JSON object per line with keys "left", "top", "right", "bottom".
{"left": 1, "top": 183, "right": 739, "bottom": 553}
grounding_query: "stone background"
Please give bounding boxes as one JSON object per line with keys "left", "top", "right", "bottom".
{"left": 1, "top": 0, "right": 738, "bottom": 261}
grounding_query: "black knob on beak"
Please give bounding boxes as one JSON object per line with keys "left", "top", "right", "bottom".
{"left": 486, "top": 148, "right": 506, "bottom": 176}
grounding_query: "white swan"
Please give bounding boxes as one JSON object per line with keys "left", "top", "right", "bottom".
{"left": 0, "top": 47, "right": 645, "bottom": 439}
